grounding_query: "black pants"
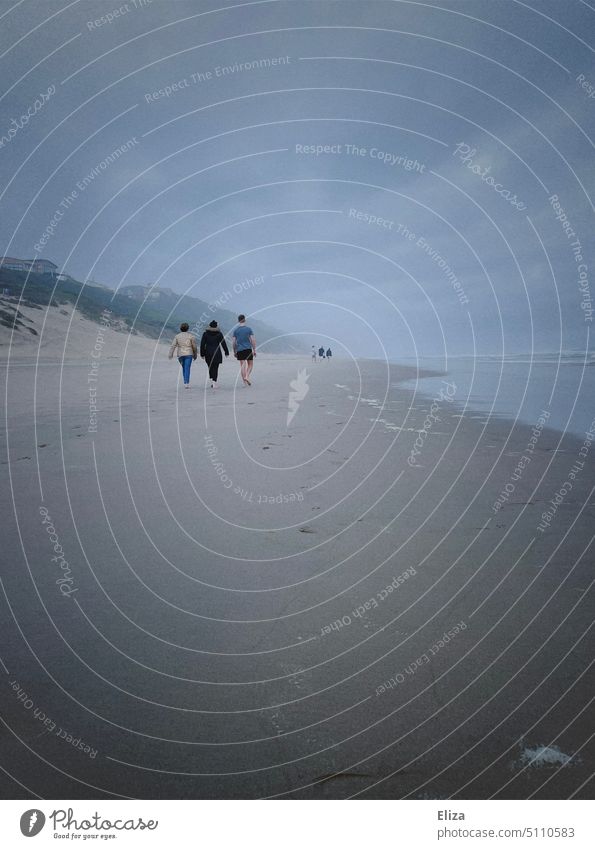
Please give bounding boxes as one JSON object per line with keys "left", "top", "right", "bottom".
{"left": 207, "top": 358, "right": 221, "bottom": 381}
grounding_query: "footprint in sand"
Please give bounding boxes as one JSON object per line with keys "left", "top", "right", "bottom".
{"left": 269, "top": 710, "right": 284, "bottom": 735}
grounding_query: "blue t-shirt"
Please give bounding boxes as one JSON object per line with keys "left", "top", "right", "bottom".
{"left": 233, "top": 324, "right": 254, "bottom": 351}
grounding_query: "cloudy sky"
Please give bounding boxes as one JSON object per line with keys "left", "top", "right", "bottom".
{"left": 1, "top": 0, "right": 594, "bottom": 358}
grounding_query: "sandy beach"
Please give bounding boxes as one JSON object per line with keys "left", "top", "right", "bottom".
{"left": 0, "top": 351, "right": 593, "bottom": 799}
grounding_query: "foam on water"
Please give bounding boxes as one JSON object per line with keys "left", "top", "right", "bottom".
{"left": 516, "top": 744, "right": 574, "bottom": 768}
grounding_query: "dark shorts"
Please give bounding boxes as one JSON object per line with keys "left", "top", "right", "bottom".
{"left": 236, "top": 349, "right": 253, "bottom": 361}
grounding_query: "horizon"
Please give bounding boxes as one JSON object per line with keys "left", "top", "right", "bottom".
{"left": 4, "top": 260, "right": 595, "bottom": 359}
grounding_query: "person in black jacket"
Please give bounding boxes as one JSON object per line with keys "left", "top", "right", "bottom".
{"left": 200, "top": 320, "right": 229, "bottom": 388}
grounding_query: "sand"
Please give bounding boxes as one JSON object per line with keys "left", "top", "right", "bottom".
{"left": 0, "top": 297, "right": 169, "bottom": 360}
{"left": 0, "top": 351, "right": 593, "bottom": 799}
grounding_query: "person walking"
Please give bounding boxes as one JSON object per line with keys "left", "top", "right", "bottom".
{"left": 318, "top": 346, "right": 325, "bottom": 359}
{"left": 232, "top": 314, "right": 256, "bottom": 385}
{"left": 168, "top": 322, "right": 197, "bottom": 388}
{"left": 326, "top": 347, "right": 332, "bottom": 360}
{"left": 200, "top": 320, "right": 229, "bottom": 388}
{"left": 311, "top": 346, "right": 317, "bottom": 362}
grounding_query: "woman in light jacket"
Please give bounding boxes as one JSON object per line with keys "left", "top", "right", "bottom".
{"left": 168, "top": 322, "right": 197, "bottom": 388}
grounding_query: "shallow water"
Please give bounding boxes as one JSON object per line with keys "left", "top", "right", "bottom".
{"left": 395, "top": 355, "right": 595, "bottom": 438}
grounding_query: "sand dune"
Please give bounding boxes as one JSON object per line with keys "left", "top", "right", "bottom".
{"left": 0, "top": 296, "right": 168, "bottom": 361}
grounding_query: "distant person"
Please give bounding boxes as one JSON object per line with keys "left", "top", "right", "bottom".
{"left": 311, "top": 346, "right": 317, "bottom": 362}
{"left": 232, "top": 314, "right": 256, "bottom": 385}
{"left": 326, "top": 348, "right": 332, "bottom": 360}
{"left": 168, "top": 322, "right": 197, "bottom": 388}
{"left": 200, "top": 320, "right": 229, "bottom": 388}
{"left": 318, "top": 346, "right": 325, "bottom": 359}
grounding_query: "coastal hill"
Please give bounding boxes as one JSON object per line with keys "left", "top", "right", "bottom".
{"left": 0, "top": 266, "right": 302, "bottom": 356}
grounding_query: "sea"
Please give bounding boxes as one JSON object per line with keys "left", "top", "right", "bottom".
{"left": 395, "top": 352, "right": 595, "bottom": 439}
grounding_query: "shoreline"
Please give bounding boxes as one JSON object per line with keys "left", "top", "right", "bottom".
{"left": 3, "top": 348, "right": 591, "bottom": 439}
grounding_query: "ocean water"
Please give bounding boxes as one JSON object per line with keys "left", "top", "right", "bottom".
{"left": 395, "top": 353, "right": 595, "bottom": 438}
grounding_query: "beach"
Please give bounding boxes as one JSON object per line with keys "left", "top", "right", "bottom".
{"left": 0, "top": 351, "right": 593, "bottom": 799}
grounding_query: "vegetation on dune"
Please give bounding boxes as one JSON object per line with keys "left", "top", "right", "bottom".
{"left": 0, "top": 268, "right": 302, "bottom": 352}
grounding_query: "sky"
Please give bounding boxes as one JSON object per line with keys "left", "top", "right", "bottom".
{"left": 1, "top": 0, "right": 594, "bottom": 359}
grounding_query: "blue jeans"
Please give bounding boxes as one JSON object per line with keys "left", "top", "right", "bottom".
{"left": 178, "top": 355, "right": 193, "bottom": 384}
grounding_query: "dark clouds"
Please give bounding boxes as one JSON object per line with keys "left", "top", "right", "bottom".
{"left": 1, "top": 0, "right": 593, "bottom": 356}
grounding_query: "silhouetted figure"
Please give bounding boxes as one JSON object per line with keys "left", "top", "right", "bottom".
{"left": 200, "top": 320, "right": 229, "bottom": 388}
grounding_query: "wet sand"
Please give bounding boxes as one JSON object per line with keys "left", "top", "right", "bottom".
{"left": 0, "top": 353, "right": 593, "bottom": 799}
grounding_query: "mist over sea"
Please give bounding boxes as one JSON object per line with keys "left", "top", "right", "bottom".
{"left": 395, "top": 353, "right": 595, "bottom": 438}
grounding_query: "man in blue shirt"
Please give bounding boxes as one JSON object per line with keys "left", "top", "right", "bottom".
{"left": 232, "top": 314, "right": 256, "bottom": 385}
